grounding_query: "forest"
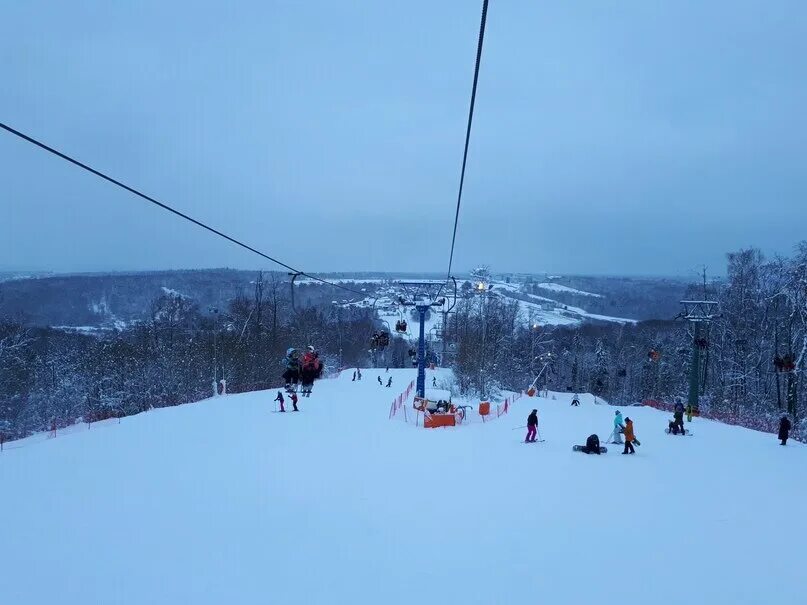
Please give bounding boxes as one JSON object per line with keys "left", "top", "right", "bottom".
{"left": 1, "top": 245, "right": 805, "bottom": 441}
{"left": 450, "top": 245, "right": 807, "bottom": 438}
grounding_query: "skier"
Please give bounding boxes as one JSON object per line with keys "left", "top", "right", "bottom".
{"left": 671, "top": 402, "right": 685, "bottom": 435}
{"left": 612, "top": 410, "right": 625, "bottom": 444}
{"left": 274, "top": 391, "right": 285, "bottom": 413}
{"left": 300, "top": 345, "right": 322, "bottom": 397}
{"left": 357, "top": 368, "right": 362, "bottom": 381}
{"left": 352, "top": 371, "right": 356, "bottom": 382}
{"left": 432, "top": 376, "right": 437, "bottom": 387}
{"left": 290, "top": 391, "right": 299, "bottom": 412}
{"left": 623, "top": 417, "right": 637, "bottom": 454}
{"left": 778, "top": 415, "right": 792, "bottom": 445}
{"left": 685, "top": 403, "right": 693, "bottom": 422}
{"left": 377, "top": 376, "right": 383, "bottom": 386}
{"left": 571, "top": 394, "right": 580, "bottom": 407}
{"left": 525, "top": 409, "right": 538, "bottom": 443}
{"left": 386, "top": 377, "right": 393, "bottom": 388}
{"left": 282, "top": 348, "right": 301, "bottom": 393}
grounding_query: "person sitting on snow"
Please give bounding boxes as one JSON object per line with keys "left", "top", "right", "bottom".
{"left": 581, "top": 434, "right": 601, "bottom": 454}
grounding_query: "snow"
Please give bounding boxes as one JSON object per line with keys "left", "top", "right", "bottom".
{"left": 423, "top": 388, "right": 452, "bottom": 401}
{"left": 535, "top": 282, "right": 603, "bottom": 297}
{"left": 3, "top": 369, "right": 805, "bottom": 604}
{"left": 160, "top": 286, "right": 187, "bottom": 298}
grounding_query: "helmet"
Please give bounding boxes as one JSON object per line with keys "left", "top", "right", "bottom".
{"left": 615, "top": 410, "right": 620, "bottom": 415}
{"left": 532, "top": 409, "right": 537, "bottom": 413}
{"left": 625, "top": 417, "right": 631, "bottom": 423}
{"left": 286, "top": 347, "right": 296, "bottom": 356}
{"left": 306, "top": 345, "right": 315, "bottom": 352}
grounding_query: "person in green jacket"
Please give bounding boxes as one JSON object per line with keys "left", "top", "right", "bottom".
{"left": 685, "top": 403, "right": 693, "bottom": 423}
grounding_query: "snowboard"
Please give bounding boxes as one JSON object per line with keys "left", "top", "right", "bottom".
{"left": 665, "top": 428, "right": 692, "bottom": 436}
{"left": 573, "top": 445, "right": 608, "bottom": 454}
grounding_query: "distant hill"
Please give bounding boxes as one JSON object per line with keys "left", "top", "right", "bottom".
{"left": 0, "top": 269, "right": 691, "bottom": 328}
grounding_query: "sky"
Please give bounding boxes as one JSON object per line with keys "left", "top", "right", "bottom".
{"left": 2, "top": 0, "right": 806, "bottom": 277}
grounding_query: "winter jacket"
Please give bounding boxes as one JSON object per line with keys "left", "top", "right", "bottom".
{"left": 624, "top": 420, "right": 635, "bottom": 442}
{"left": 779, "top": 418, "right": 792, "bottom": 440}
{"left": 614, "top": 413, "right": 624, "bottom": 429}
{"left": 302, "top": 351, "right": 320, "bottom": 372}
{"left": 527, "top": 411, "right": 538, "bottom": 427}
{"left": 284, "top": 355, "right": 300, "bottom": 371}
{"left": 673, "top": 410, "right": 684, "bottom": 423}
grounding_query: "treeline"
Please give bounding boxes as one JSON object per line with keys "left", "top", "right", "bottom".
{"left": 0, "top": 275, "right": 382, "bottom": 440}
{"left": 448, "top": 244, "right": 807, "bottom": 437}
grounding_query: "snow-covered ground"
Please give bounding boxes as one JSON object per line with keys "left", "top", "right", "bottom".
{"left": 535, "top": 282, "right": 603, "bottom": 297}
{"left": 4, "top": 369, "right": 803, "bottom": 604}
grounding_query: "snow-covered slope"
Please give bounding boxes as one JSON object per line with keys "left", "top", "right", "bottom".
{"left": 2, "top": 369, "right": 804, "bottom": 605}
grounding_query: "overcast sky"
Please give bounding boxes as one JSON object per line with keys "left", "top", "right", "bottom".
{"left": 2, "top": 0, "right": 805, "bottom": 277}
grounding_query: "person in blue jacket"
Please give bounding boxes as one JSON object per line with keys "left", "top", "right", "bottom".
{"left": 613, "top": 410, "right": 625, "bottom": 444}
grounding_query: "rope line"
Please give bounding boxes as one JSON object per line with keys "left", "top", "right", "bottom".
{"left": 439, "top": 0, "right": 490, "bottom": 296}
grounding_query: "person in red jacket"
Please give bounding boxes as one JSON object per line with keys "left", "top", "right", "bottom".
{"left": 300, "top": 345, "right": 323, "bottom": 397}
{"left": 290, "top": 391, "right": 299, "bottom": 412}
{"left": 623, "top": 418, "right": 636, "bottom": 454}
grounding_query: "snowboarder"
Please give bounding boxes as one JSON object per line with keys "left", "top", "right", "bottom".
{"left": 377, "top": 376, "right": 383, "bottom": 386}
{"left": 282, "top": 348, "right": 301, "bottom": 393}
{"left": 571, "top": 395, "right": 580, "bottom": 407}
{"left": 574, "top": 434, "right": 602, "bottom": 454}
{"left": 386, "top": 377, "right": 393, "bottom": 388}
{"left": 525, "top": 409, "right": 538, "bottom": 443}
{"left": 685, "top": 403, "right": 693, "bottom": 422}
{"left": 357, "top": 368, "right": 362, "bottom": 381}
{"left": 668, "top": 420, "right": 685, "bottom": 435}
{"left": 352, "top": 371, "right": 356, "bottom": 382}
{"left": 432, "top": 376, "right": 437, "bottom": 387}
{"left": 290, "top": 391, "right": 299, "bottom": 412}
{"left": 274, "top": 391, "right": 285, "bottom": 413}
{"left": 612, "top": 410, "right": 625, "bottom": 444}
{"left": 623, "top": 417, "right": 636, "bottom": 454}
{"left": 778, "top": 415, "right": 792, "bottom": 445}
{"left": 300, "top": 345, "right": 323, "bottom": 397}
{"left": 671, "top": 402, "right": 685, "bottom": 435}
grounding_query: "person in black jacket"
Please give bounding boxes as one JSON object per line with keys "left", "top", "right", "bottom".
{"left": 779, "top": 415, "right": 792, "bottom": 445}
{"left": 583, "top": 434, "right": 601, "bottom": 454}
{"left": 525, "top": 409, "right": 538, "bottom": 443}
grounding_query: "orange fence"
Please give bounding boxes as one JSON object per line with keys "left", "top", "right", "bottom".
{"left": 389, "top": 388, "right": 522, "bottom": 428}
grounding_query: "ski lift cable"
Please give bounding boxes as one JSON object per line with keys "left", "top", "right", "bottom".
{"left": 437, "top": 0, "right": 490, "bottom": 299}
{"left": 0, "top": 121, "right": 366, "bottom": 297}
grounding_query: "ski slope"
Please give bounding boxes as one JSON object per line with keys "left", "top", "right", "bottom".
{"left": 1, "top": 369, "right": 805, "bottom": 605}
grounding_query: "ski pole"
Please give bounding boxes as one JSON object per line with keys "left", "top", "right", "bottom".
{"left": 512, "top": 425, "right": 527, "bottom": 430}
